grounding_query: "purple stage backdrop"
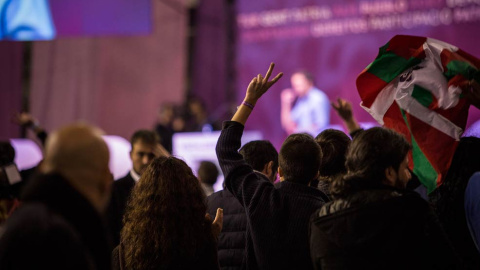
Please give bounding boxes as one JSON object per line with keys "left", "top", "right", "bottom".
{"left": 236, "top": 0, "right": 480, "bottom": 148}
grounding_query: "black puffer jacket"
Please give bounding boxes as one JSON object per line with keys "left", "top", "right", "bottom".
{"left": 207, "top": 188, "right": 247, "bottom": 270}
{"left": 310, "top": 188, "right": 460, "bottom": 270}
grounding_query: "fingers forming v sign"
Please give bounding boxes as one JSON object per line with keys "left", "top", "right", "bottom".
{"left": 331, "top": 98, "right": 353, "bottom": 121}
{"left": 246, "top": 63, "right": 283, "bottom": 102}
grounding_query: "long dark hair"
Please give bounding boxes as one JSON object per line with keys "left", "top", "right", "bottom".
{"left": 121, "top": 156, "right": 213, "bottom": 270}
{"left": 331, "top": 127, "right": 410, "bottom": 198}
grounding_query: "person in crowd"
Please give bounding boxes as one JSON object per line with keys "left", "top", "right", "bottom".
{"left": 198, "top": 160, "right": 219, "bottom": 196}
{"left": 331, "top": 97, "right": 428, "bottom": 197}
{"left": 239, "top": 140, "right": 279, "bottom": 183}
{"left": 281, "top": 70, "right": 329, "bottom": 136}
{"left": 314, "top": 129, "right": 350, "bottom": 200}
{"left": 429, "top": 136, "right": 480, "bottom": 269}
{"left": 185, "top": 97, "right": 219, "bottom": 132}
{"left": 310, "top": 127, "right": 460, "bottom": 270}
{"left": 207, "top": 140, "right": 278, "bottom": 270}
{"left": 155, "top": 103, "right": 175, "bottom": 153}
{"left": 113, "top": 156, "right": 223, "bottom": 270}
{"left": 216, "top": 63, "right": 328, "bottom": 269}
{"left": 465, "top": 171, "right": 480, "bottom": 253}
{"left": 0, "top": 124, "right": 113, "bottom": 270}
{"left": 107, "top": 129, "right": 169, "bottom": 246}
{"left": 0, "top": 142, "right": 22, "bottom": 223}
{"left": 12, "top": 112, "right": 48, "bottom": 146}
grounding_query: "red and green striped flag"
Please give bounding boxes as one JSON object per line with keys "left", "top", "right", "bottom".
{"left": 357, "top": 35, "right": 480, "bottom": 193}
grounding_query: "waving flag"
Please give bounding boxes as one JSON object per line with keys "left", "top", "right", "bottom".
{"left": 357, "top": 35, "right": 480, "bottom": 193}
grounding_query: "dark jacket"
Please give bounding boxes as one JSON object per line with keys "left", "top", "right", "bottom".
{"left": 112, "top": 238, "right": 219, "bottom": 270}
{"left": 207, "top": 188, "right": 247, "bottom": 270}
{"left": 107, "top": 172, "right": 136, "bottom": 247}
{"left": 310, "top": 188, "right": 460, "bottom": 270}
{"left": 216, "top": 121, "right": 327, "bottom": 270}
{"left": 0, "top": 173, "right": 111, "bottom": 270}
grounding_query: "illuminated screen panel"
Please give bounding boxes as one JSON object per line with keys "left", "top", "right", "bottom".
{"left": 0, "top": 0, "right": 151, "bottom": 40}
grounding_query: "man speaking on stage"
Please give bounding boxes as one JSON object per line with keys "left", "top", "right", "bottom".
{"left": 280, "top": 71, "right": 330, "bottom": 136}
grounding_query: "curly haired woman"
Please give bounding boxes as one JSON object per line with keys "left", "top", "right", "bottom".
{"left": 112, "top": 156, "right": 223, "bottom": 270}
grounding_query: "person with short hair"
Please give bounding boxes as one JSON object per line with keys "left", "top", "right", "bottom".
{"left": 107, "top": 129, "right": 168, "bottom": 246}
{"left": 310, "top": 127, "right": 460, "bottom": 270}
{"left": 0, "top": 124, "right": 113, "bottom": 270}
{"left": 239, "top": 140, "right": 279, "bottom": 183}
{"left": 216, "top": 63, "right": 327, "bottom": 269}
{"left": 198, "top": 161, "right": 219, "bottom": 196}
{"left": 207, "top": 140, "right": 278, "bottom": 270}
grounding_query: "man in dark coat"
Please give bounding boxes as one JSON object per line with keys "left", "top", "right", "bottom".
{"left": 216, "top": 64, "right": 327, "bottom": 269}
{"left": 309, "top": 127, "right": 461, "bottom": 270}
{"left": 0, "top": 124, "right": 113, "bottom": 270}
{"left": 208, "top": 140, "right": 278, "bottom": 270}
{"left": 107, "top": 130, "right": 167, "bottom": 246}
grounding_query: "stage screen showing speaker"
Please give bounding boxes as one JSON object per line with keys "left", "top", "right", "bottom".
{"left": 236, "top": 0, "right": 480, "bottom": 147}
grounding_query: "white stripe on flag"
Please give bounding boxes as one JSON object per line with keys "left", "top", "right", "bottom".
{"left": 360, "top": 82, "right": 396, "bottom": 125}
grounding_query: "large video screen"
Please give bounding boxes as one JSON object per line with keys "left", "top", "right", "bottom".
{"left": 0, "top": 0, "right": 151, "bottom": 40}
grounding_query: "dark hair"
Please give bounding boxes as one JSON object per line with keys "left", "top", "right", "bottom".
{"left": 198, "top": 161, "right": 219, "bottom": 186}
{"left": 239, "top": 140, "right": 279, "bottom": 175}
{"left": 121, "top": 156, "right": 214, "bottom": 269}
{"left": 279, "top": 133, "right": 321, "bottom": 184}
{"left": 292, "top": 70, "right": 315, "bottom": 84}
{"left": 130, "top": 130, "right": 160, "bottom": 149}
{"left": 331, "top": 127, "right": 410, "bottom": 198}
{"left": 0, "top": 141, "right": 15, "bottom": 166}
{"left": 315, "top": 129, "right": 350, "bottom": 180}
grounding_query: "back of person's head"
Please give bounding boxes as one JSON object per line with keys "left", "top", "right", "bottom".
{"left": 331, "top": 127, "right": 411, "bottom": 198}
{"left": 279, "top": 133, "right": 321, "bottom": 185}
{"left": 0, "top": 141, "right": 15, "bottom": 166}
{"left": 239, "top": 140, "right": 279, "bottom": 175}
{"left": 122, "top": 156, "right": 212, "bottom": 269}
{"left": 42, "top": 124, "right": 111, "bottom": 213}
{"left": 315, "top": 129, "right": 350, "bottom": 180}
{"left": 197, "top": 161, "right": 219, "bottom": 186}
{"left": 130, "top": 130, "right": 160, "bottom": 148}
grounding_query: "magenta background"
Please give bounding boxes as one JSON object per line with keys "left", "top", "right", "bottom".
{"left": 236, "top": 0, "right": 480, "bottom": 148}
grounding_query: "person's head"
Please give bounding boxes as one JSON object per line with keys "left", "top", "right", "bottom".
{"left": 291, "top": 71, "right": 314, "bottom": 97}
{"left": 42, "top": 124, "right": 112, "bottom": 213}
{"left": 0, "top": 141, "right": 15, "bottom": 166}
{"left": 129, "top": 130, "right": 160, "bottom": 175}
{"left": 197, "top": 161, "right": 219, "bottom": 186}
{"left": 315, "top": 129, "right": 351, "bottom": 181}
{"left": 278, "top": 133, "right": 321, "bottom": 185}
{"left": 331, "top": 127, "right": 411, "bottom": 197}
{"left": 239, "top": 140, "right": 279, "bottom": 183}
{"left": 121, "top": 156, "right": 212, "bottom": 269}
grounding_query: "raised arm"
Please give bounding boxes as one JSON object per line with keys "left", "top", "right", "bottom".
{"left": 232, "top": 63, "right": 283, "bottom": 125}
{"left": 12, "top": 112, "right": 48, "bottom": 146}
{"left": 216, "top": 63, "right": 282, "bottom": 209}
{"left": 331, "top": 98, "right": 361, "bottom": 135}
